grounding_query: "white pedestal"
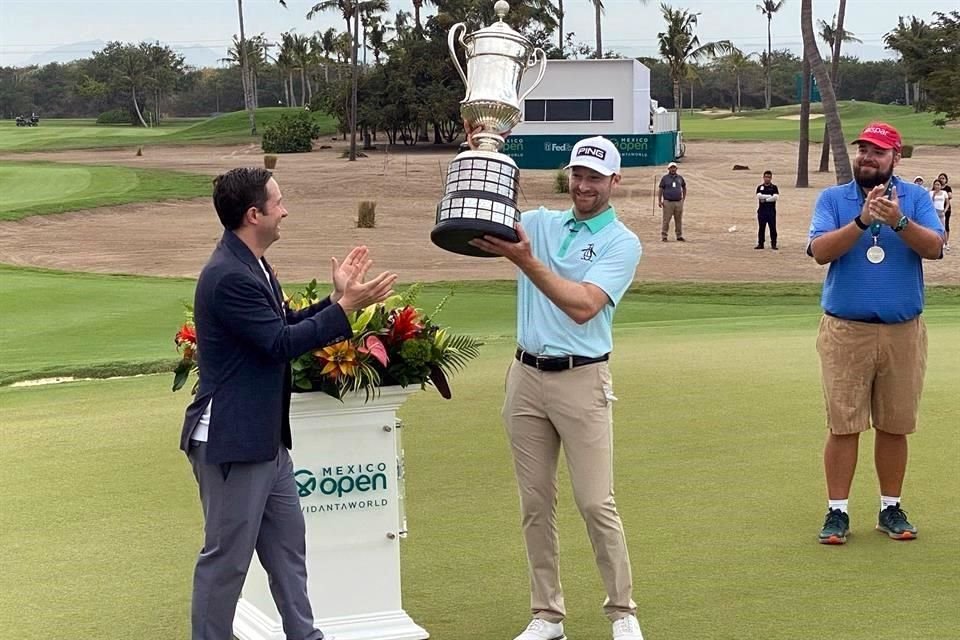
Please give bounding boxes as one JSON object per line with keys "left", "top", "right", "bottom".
{"left": 234, "top": 386, "right": 429, "bottom": 640}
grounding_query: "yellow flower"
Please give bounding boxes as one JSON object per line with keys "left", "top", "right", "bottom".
{"left": 315, "top": 341, "right": 357, "bottom": 379}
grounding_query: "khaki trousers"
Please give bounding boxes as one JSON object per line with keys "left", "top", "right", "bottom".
{"left": 502, "top": 359, "right": 636, "bottom": 623}
{"left": 661, "top": 200, "right": 684, "bottom": 239}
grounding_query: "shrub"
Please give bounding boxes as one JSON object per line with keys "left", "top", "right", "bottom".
{"left": 357, "top": 201, "right": 376, "bottom": 228}
{"left": 96, "top": 109, "right": 132, "bottom": 125}
{"left": 901, "top": 144, "right": 914, "bottom": 158}
{"left": 554, "top": 167, "right": 569, "bottom": 193}
{"left": 261, "top": 112, "right": 321, "bottom": 153}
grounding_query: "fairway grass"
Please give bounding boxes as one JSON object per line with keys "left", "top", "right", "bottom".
{"left": 1, "top": 313, "right": 957, "bottom": 639}
{"left": 682, "top": 101, "right": 960, "bottom": 146}
{"left": 0, "top": 108, "right": 338, "bottom": 152}
{"left": 2, "top": 267, "right": 958, "bottom": 386}
{"left": 0, "top": 161, "right": 211, "bottom": 220}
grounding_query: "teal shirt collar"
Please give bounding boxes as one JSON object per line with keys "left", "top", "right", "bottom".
{"left": 561, "top": 206, "right": 617, "bottom": 234}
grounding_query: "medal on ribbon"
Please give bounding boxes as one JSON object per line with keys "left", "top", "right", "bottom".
{"left": 866, "top": 221, "right": 885, "bottom": 264}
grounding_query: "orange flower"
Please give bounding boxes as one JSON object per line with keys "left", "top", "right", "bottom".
{"left": 315, "top": 341, "right": 358, "bottom": 379}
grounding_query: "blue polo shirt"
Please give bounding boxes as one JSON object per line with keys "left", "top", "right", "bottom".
{"left": 808, "top": 175, "right": 944, "bottom": 323}
{"left": 517, "top": 205, "right": 641, "bottom": 357}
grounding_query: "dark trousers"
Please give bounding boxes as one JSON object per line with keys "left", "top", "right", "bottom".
{"left": 188, "top": 441, "right": 324, "bottom": 640}
{"left": 758, "top": 211, "right": 777, "bottom": 247}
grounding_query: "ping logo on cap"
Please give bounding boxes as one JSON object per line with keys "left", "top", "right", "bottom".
{"left": 577, "top": 146, "right": 606, "bottom": 160}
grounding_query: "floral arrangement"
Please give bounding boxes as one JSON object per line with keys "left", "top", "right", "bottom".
{"left": 172, "top": 282, "right": 482, "bottom": 401}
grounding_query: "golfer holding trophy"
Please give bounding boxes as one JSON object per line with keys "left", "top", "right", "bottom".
{"left": 431, "top": 0, "right": 546, "bottom": 257}
{"left": 435, "top": 5, "right": 647, "bottom": 640}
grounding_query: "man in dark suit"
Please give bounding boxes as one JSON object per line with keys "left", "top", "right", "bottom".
{"left": 179, "top": 167, "right": 397, "bottom": 640}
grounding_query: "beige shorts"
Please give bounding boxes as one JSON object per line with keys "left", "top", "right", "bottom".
{"left": 816, "top": 314, "right": 928, "bottom": 435}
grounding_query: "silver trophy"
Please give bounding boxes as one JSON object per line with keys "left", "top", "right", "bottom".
{"left": 431, "top": 0, "right": 547, "bottom": 257}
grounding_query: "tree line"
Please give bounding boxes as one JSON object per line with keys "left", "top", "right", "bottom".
{"left": 1, "top": 2, "right": 955, "bottom": 140}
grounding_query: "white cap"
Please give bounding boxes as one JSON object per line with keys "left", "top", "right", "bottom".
{"left": 667, "top": 161, "right": 678, "bottom": 168}
{"left": 565, "top": 136, "right": 621, "bottom": 176}
{"left": 914, "top": 175, "right": 923, "bottom": 181}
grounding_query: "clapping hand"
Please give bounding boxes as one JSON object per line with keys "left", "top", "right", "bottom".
{"left": 330, "top": 246, "right": 369, "bottom": 304}
{"left": 334, "top": 248, "right": 397, "bottom": 314}
{"left": 869, "top": 185, "right": 902, "bottom": 227}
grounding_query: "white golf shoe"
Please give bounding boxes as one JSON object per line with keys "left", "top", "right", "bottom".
{"left": 612, "top": 614, "right": 644, "bottom": 640}
{"left": 513, "top": 618, "right": 566, "bottom": 640}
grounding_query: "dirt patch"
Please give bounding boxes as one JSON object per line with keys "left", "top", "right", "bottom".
{"left": 1, "top": 139, "right": 957, "bottom": 285}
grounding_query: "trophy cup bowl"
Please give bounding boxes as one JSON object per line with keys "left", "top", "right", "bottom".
{"left": 431, "top": 0, "right": 547, "bottom": 258}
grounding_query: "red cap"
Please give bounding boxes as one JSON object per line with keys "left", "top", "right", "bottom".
{"left": 852, "top": 122, "right": 902, "bottom": 152}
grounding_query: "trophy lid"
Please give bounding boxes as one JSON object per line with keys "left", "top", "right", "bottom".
{"left": 465, "top": 1, "right": 531, "bottom": 49}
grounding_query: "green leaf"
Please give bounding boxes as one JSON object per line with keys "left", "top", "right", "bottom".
{"left": 172, "top": 358, "right": 191, "bottom": 392}
{"left": 352, "top": 304, "right": 376, "bottom": 333}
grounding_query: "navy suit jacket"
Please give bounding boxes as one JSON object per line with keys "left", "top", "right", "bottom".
{"left": 179, "top": 230, "right": 352, "bottom": 465}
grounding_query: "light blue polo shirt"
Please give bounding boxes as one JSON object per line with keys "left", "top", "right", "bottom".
{"left": 517, "top": 205, "right": 641, "bottom": 357}
{"left": 808, "top": 175, "right": 944, "bottom": 323}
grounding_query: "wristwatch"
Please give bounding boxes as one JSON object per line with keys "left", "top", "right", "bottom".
{"left": 893, "top": 216, "right": 909, "bottom": 233}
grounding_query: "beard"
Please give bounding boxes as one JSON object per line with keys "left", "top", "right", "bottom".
{"left": 854, "top": 162, "right": 894, "bottom": 189}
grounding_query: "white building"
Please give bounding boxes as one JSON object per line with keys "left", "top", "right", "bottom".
{"left": 515, "top": 59, "right": 676, "bottom": 136}
{"left": 505, "top": 59, "right": 679, "bottom": 169}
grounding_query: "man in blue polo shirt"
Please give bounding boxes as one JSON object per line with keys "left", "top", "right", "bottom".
{"left": 470, "top": 136, "right": 643, "bottom": 640}
{"left": 807, "top": 122, "right": 944, "bottom": 546}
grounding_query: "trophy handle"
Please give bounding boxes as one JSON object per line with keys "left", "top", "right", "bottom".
{"left": 519, "top": 48, "right": 547, "bottom": 103}
{"left": 448, "top": 23, "right": 469, "bottom": 87}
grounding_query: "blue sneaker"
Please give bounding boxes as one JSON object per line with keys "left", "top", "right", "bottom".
{"left": 877, "top": 503, "right": 917, "bottom": 540}
{"left": 818, "top": 508, "right": 850, "bottom": 545}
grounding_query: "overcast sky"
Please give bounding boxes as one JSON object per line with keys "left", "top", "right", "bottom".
{"left": 0, "top": 0, "right": 945, "bottom": 67}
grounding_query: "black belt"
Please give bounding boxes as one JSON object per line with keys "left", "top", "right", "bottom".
{"left": 824, "top": 311, "right": 885, "bottom": 325}
{"left": 515, "top": 348, "right": 609, "bottom": 371}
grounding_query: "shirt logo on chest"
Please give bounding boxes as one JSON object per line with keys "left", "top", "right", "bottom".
{"left": 581, "top": 243, "right": 597, "bottom": 261}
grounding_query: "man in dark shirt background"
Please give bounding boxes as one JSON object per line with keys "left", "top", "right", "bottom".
{"left": 658, "top": 162, "right": 687, "bottom": 242}
{"left": 755, "top": 170, "right": 780, "bottom": 250}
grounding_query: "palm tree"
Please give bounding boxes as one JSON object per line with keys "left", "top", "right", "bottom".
{"left": 685, "top": 65, "right": 699, "bottom": 113}
{"left": 236, "top": 0, "right": 287, "bottom": 135}
{"left": 366, "top": 15, "right": 393, "bottom": 64}
{"left": 817, "top": 2, "right": 859, "bottom": 172}
{"left": 883, "top": 16, "right": 932, "bottom": 109}
{"left": 722, "top": 48, "right": 757, "bottom": 112}
{"left": 796, "top": 37, "right": 811, "bottom": 187}
{"left": 800, "top": 0, "right": 851, "bottom": 184}
{"left": 756, "top": 0, "right": 785, "bottom": 109}
{"left": 411, "top": 0, "right": 435, "bottom": 33}
{"left": 360, "top": 0, "right": 390, "bottom": 65}
{"left": 276, "top": 33, "right": 297, "bottom": 106}
{"left": 223, "top": 35, "right": 269, "bottom": 110}
{"left": 558, "top": 0, "right": 564, "bottom": 55}
{"left": 308, "top": 0, "right": 353, "bottom": 32}
{"left": 289, "top": 32, "right": 311, "bottom": 106}
{"left": 308, "top": 0, "right": 390, "bottom": 160}
{"left": 591, "top": 0, "right": 648, "bottom": 59}
{"left": 657, "top": 3, "right": 734, "bottom": 130}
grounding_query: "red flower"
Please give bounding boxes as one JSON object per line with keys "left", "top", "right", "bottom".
{"left": 387, "top": 306, "right": 422, "bottom": 344}
{"left": 175, "top": 323, "right": 196, "bottom": 347}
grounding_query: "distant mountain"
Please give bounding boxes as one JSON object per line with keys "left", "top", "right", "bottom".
{"left": 23, "top": 40, "right": 227, "bottom": 69}
{"left": 26, "top": 41, "right": 107, "bottom": 66}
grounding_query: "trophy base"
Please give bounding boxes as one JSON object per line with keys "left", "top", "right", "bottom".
{"left": 431, "top": 218, "right": 520, "bottom": 258}
{"left": 432, "top": 150, "right": 522, "bottom": 258}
